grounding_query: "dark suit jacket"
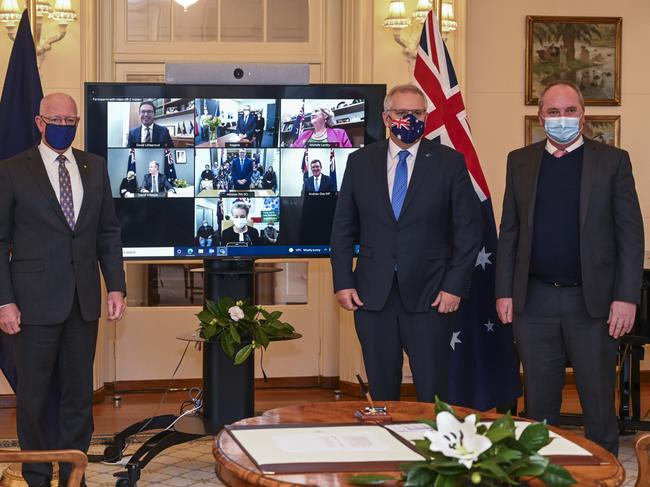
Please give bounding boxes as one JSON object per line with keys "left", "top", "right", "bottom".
{"left": 330, "top": 138, "right": 483, "bottom": 312}
{"left": 304, "top": 173, "right": 336, "bottom": 193}
{"left": 495, "top": 138, "right": 644, "bottom": 318}
{"left": 0, "top": 146, "right": 126, "bottom": 324}
{"left": 140, "top": 173, "right": 174, "bottom": 192}
{"left": 231, "top": 157, "right": 253, "bottom": 189}
{"left": 236, "top": 115, "right": 256, "bottom": 139}
{"left": 127, "top": 123, "right": 174, "bottom": 148}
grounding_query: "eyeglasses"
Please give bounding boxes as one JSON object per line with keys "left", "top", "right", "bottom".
{"left": 387, "top": 109, "right": 428, "bottom": 119}
{"left": 139, "top": 109, "right": 155, "bottom": 115}
{"left": 40, "top": 115, "right": 79, "bottom": 126}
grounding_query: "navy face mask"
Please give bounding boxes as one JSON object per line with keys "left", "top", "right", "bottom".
{"left": 44, "top": 123, "right": 77, "bottom": 151}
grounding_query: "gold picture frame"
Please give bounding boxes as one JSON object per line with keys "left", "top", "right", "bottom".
{"left": 524, "top": 115, "right": 620, "bottom": 147}
{"left": 525, "top": 16, "right": 622, "bottom": 106}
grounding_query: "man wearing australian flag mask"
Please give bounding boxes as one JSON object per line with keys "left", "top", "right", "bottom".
{"left": 330, "top": 84, "right": 483, "bottom": 403}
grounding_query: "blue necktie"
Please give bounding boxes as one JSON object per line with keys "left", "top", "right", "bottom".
{"left": 391, "top": 150, "right": 409, "bottom": 219}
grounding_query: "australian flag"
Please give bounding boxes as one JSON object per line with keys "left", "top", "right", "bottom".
{"left": 414, "top": 10, "right": 521, "bottom": 410}
{"left": 329, "top": 148, "right": 337, "bottom": 189}
{"left": 292, "top": 100, "right": 305, "bottom": 139}
{"left": 301, "top": 148, "right": 309, "bottom": 181}
{"left": 164, "top": 148, "right": 177, "bottom": 183}
{"left": 127, "top": 148, "right": 136, "bottom": 173}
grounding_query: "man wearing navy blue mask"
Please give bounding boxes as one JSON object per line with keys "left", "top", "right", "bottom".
{"left": 330, "top": 84, "right": 482, "bottom": 403}
{"left": 495, "top": 80, "right": 644, "bottom": 454}
{"left": 0, "top": 93, "right": 126, "bottom": 487}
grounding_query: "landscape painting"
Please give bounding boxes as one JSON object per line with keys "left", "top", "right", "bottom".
{"left": 525, "top": 115, "right": 620, "bottom": 147}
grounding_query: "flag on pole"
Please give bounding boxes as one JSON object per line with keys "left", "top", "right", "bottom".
{"left": 329, "top": 148, "right": 337, "bottom": 190}
{"left": 127, "top": 148, "right": 136, "bottom": 173}
{"left": 301, "top": 148, "right": 309, "bottom": 181}
{"left": 292, "top": 100, "right": 305, "bottom": 139}
{"left": 413, "top": 9, "right": 521, "bottom": 410}
{"left": 164, "top": 147, "right": 177, "bottom": 183}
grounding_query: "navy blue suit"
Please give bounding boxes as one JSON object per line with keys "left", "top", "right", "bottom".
{"left": 127, "top": 123, "right": 174, "bottom": 148}
{"left": 231, "top": 156, "right": 254, "bottom": 190}
{"left": 304, "top": 173, "right": 336, "bottom": 193}
{"left": 236, "top": 115, "right": 256, "bottom": 140}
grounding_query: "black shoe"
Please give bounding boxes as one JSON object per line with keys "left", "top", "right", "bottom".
{"left": 32, "top": 481, "right": 51, "bottom": 487}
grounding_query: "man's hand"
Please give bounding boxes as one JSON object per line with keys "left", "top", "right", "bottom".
{"left": 336, "top": 289, "right": 364, "bottom": 311}
{"left": 237, "top": 179, "right": 246, "bottom": 185}
{"left": 608, "top": 300, "right": 636, "bottom": 338}
{"left": 107, "top": 291, "right": 126, "bottom": 321}
{"left": 496, "top": 298, "right": 514, "bottom": 324}
{"left": 0, "top": 304, "right": 21, "bottom": 335}
{"left": 432, "top": 291, "right": 461, "bottom": 313}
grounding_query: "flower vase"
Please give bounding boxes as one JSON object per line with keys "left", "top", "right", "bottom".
{"left": 209, "top": 128, "right": 217, "bottom": 144}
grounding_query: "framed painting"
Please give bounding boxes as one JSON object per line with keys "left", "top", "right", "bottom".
{"left": 176, "top": 150, "right": 187, "bottom": 164}
{"left": 525, "top": 16, "right": 621, "bottom": 106}
{"left": 525, "top": 115, "right": 620, "bottom": 147}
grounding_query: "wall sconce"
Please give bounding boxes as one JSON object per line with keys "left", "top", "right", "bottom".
{"left": 174, "top": 0, "right": 200, "bottom": 12}
{"left": 383, "top": 0, "right": 457, "bottom": 61}
{"left": 0, "top": 0, "right": 77, "bottom": 66}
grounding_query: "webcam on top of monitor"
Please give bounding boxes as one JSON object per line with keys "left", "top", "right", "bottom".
{"left": 165, "top": 63, "right": 310, "bottom": 85}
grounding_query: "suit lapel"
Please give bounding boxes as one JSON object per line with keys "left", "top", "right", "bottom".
{"left": 580, "top": 139, "right": 597, "bottom": 231}
{"left": 73, "top": 149, "right": 90, "bottom": 229}
{"left": 399, "top": 140, "right": 434, "bottom": 218}
{"left": 25, "top": 146, "right": 71, "bottom": 230}
{"left": 372, "top": 140, "right": 394, "bottom": 221}
{"left": 525, "top": 142, "right": 546, "bottom": 236}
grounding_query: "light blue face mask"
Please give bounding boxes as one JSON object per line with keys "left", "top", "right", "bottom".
{"left": 543, "top": 116, "right": 581, "bottom": 145}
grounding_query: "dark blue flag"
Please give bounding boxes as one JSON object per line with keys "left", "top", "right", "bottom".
{"left": 329, "top": 148, "right": 337, "bottom": 190}
{"left": 164, "top": 148, "right": 177, "bottom": 182}
{"left": 292, "top": 100, "right": 304, "bottom": 139}
{"left": 127, "top": 148, "right": 136, "bottom": 173}
{"left": 301, "top": 148, "right": 308, "bottom": 181}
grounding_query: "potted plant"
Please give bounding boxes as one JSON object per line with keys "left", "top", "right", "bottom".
{"left": 350, "top": 398, "right": 576, "bottom": 487}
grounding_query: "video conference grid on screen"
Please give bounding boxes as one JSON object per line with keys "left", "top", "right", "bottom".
{"left": 95, "top": 94, "right": 372, "bottom": 259}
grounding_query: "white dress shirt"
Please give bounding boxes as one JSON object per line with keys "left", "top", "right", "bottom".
{"left": 545, "top": 135, "right": 584, "bottom": 155}
{"left": 387, "top": 138, "right": 420, "bottom": 202}
{"left": 141, "top": 124, "right": 153, "bottom": 143}
{"left": 38, "top": 142, "right": 84, "bottom": 222}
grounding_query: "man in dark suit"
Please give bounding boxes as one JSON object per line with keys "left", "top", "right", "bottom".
{"left": 126, "top": 100, "right": 174, "bottom": 148}
{"left": 0, "top": 93, "right": 126, "bottom": 487}
{"left": 231, "top": 149, "right": 253, "bottom": 190}
{"left": 303, "top": 159, "right": 336, "bottom": 193}
{"left": 330, "top": 84, "right": 483, "bottom": 402}
{"left": 140, "top": 160, "right": 175, "bottom": 193}
{"left": 495, "top": 80, "right": 644, "bottom": 454}
{"left": 235, "top": 105, "right": 255, "bottom": 145}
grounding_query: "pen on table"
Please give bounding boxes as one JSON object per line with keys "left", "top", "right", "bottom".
{"left": 356, "top": 373, "right": 374, "bottom": 410}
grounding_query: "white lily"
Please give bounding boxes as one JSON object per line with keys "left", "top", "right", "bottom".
{"left": 228, "top": 306, "right": 245, "bottom": 322}
{"left": 424, "top": 411, "right": 492, "bottom": 469}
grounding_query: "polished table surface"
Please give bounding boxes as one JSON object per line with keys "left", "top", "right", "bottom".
{"left": 212, "top": 401, "right": 625, "bottom": 487}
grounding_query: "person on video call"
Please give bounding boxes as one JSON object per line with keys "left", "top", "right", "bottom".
{"left": 303, "top": 159, "right": 336, "bottom": 193}
{"left": 330, "top": 84, "right": 483, "bottom": 403}
{"left": 231, "top": 149, "right": 253, "bottom": 190}
{"left": 199, "top": 163, "right": 214, "bottom": 191}
{"left": 291, "top": 106, "right": 352, "bottom": 148}
{"left": 221, "top": 202, "right": 261, "bottom": 246}
{"left": 0, "top": 93, "right": 126, "bottom": 487}
{"left": 119, "top": 170, "right": 138, "bottom": 197}
{"left": 197, "top": 220, "right": 215, "bottom": 247}
{"left": 253, "top": 111, "right": 265, "bottom": 148}
{"left": 262, "top": 221, "right": 279, "bottom": 244}
{"left": 262, "top": 165, "right": 277, "bottom": 192}
{"left": 127, "top": 100, "right": 174, "bottom": 148}
{"left": 140, "top": 160, "right": 175, "bottom": 193}
{"left": 236, "top": 105, "right": 256, "bottom": 145}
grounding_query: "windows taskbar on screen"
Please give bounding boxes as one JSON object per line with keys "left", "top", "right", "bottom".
{"left": 121, "top": 245, "right": 346, "bottom": 259}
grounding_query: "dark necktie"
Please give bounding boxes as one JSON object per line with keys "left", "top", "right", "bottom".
{"left": 57, "top": 154, "right": 75, "bottom": 229}
{"left": 145, "top": 126, "right": 151, "bottom": 143}
{"left": 391, "top": 150, "right": 409, "bottom": 219}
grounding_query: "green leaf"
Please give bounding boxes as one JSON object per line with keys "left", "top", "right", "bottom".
{"left": 474, "top": 459, "right": 508, "bottom": 479}
{"left": 229, "top": 324, "right": 241, "bottom": 344}
{"left": 490, "top": 446, "right": 523, "bottom": 463}
{"left": 518, "top": 423, "right": 551, "bottom": 452}
{"left": 347, "top": 474, "right": 396, "bottom": 485}
{"left": 205, "top": 300, "right": 220, "bottom": 316}
{"left": 255, "top": 328, "right": 270, "bottom": 349}
{"left": 220, "top": 334, "right": 235, "bottom": 358}
{"left": 508, "top": 453, "right": 549, "bottom": 477}
{"left": 485, "top": 414, "right": 516, "bottom": 443}
{"left": 432, "top": 473, "right": 456, "bottom": 487}
{"left": 540, "top": 463, "right": 577, "bottom": 486}
{"left": 234, "top": 344, "right": 253, "bottom": 365}
{"left": 403, "top": 465, "right": 437, "bottom": 487}
{"left": 196, "top": 309, "right": 214, "bottom": 324}
{"left": 434, "top": 396, "right": 455, "bottom": 416}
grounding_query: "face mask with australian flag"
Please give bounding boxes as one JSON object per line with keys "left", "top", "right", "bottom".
{"left": 389, "top": 113, "right": 425, "bottom": 144}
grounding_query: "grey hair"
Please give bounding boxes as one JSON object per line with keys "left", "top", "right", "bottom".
{"left": 231, "top": 202, "right": 250, "bottom": 216}
{"left": 383, "top": 84, "right": 427, "bottom": 112}
{"left": 538, "top": 80, "right": 585, "bottom": 111}
{"left": 314, "top": 107, "right": 335, "bottom": 127}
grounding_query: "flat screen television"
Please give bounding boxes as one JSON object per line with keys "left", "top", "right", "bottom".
{"left": 85, "top": 83, "right": 386, "bottom": 260}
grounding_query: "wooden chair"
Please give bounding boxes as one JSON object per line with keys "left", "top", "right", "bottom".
{"left": 0, "top": 449, "right": 87, "bottom": 487}
{"left": 635, "top": 432, "right": 650, "bottom": 487}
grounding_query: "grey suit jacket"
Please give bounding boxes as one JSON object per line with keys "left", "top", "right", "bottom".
{"left": 330, "top": 138, "right": 483, "bottom": 312}
{"left": 495, "top": 138, "right": 644, "bottom": 318}
{"left": 0, "top": 145, "right": 126, "bottom": 324}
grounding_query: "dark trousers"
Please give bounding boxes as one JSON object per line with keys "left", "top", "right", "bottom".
{"left": 513, "top": 278, "right": 619, "bottom": 454}
{"left": 13, "top": 295, "right": 98, "bottom": 486}
{"left": 354, "top": 276, "right": 452, "bottom": 402}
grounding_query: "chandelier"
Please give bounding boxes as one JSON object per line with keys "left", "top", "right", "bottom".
{"left": 0, "top": 0, "right": 77, "bottom": 66}
{"left": 174, "top": 0, "right": 199, "bottom": 12}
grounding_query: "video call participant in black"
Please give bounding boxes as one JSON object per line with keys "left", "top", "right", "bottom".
{"left": 220, "top": 202, "right": 261, "bottom": 246}
{"left": 231, "top": 149, "right": 254, "bottom": 190}
{"left": 253, "top": 111, "right": 265, "bottom": 148}
{"left": 303, "top": 159, "right": 336, "bottom": 194}
{"left": 262, "top": 165, "right": 277, "bottom": 192}
{"left": 197, "top": 220, "right": 215, "bottom": 247}
{"left": 140, "top": 161, "right": 176, "bottom": 194}
{"left": 236, "top": 105, "right": 256, "bottom": 146}
{"left": 127, "top": 101, "right": 174, "bottom": 148}
{"left": 330, "top": 83, "right": 483, "bottom": 403}
{"left": 262, "top": 221, "right": 278, "bottom": 244}
{"left": 119, "top": 170, "right": 138, "bottom": 197}
{"left": 199, "top": 164, "right": 214, "bottom": 191}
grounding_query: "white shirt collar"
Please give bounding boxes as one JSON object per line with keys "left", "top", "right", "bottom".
{"left": 38, "top": 141, "right": 75, "bottom": 164}
{"left": 545, "top": 135, "right": 584, "bottom": 155}
{"left": 388, "top": 138, "right": 421, "bottom": 161}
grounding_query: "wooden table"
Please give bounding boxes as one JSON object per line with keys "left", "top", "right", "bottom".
{"left": 212, "top": 401, "right": 625, "bottom": 486}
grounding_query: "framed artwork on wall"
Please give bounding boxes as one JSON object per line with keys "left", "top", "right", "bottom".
{"left": 525, "top": 115, "right": 620, "bottom": 147}
{"left": 525, "top": 16, "right": 622, "bottom": 106}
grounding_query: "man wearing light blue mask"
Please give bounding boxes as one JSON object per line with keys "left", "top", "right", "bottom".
{"left": 495, "top": 80, "right": 644, "bottom": 455}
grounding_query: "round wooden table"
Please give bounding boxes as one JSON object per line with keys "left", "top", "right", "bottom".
{"left": 212, "top": 401, "right": 625, "bottom": 487}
